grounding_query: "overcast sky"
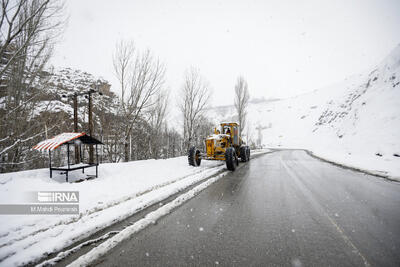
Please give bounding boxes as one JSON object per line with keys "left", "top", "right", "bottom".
{"left": 51, "top": 0, "right": 400, "bottom": 106}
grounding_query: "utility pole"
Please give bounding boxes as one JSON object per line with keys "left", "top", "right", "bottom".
{"left": 88, "top": 90, "right": 94, "bottom": 163}
{"left": 62, "top": 93, "right": 81, "bottom": 164}
{"left": 73, "top": 94, "right": 79, "bottom": 164}
{"left": 62, "top": 87, "right": 103, "bottom": 165}
{"left": 255, "top": 125, "right": 266, "bottom": 148}
{"left": 255, "top": 124, "right": 269, "bottom": 148}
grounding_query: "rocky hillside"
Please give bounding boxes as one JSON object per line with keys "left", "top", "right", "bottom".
{"left": 34, "top": 67, "right": 116, "bottom": 130}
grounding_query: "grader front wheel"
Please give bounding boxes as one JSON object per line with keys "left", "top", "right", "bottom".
{"left": 188, "top": 146, "right": 201, "bottom": 167}
{"left": 225, "top": 147, "right": 238, "bottom": 171}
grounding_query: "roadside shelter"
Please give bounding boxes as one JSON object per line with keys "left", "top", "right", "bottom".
{"left": 33, "top": 132, "right": 103, "bottom": 182}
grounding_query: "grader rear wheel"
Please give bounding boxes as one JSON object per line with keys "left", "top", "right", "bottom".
{"left": 239, "top": 146, "right": 248, "bottom": 162}
{"left": 246, "top": 146, "right": 251, "bottom": 161}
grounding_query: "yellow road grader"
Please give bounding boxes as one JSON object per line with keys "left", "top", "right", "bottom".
{"left": 188, "top": 122, "right": 250, "bottom": 171}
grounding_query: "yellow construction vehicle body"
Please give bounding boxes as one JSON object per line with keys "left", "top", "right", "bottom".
{"left": 202, "top": 122, "right": 242, "bottom": 161}
{"left": 188, "top": 122, "right": 250, "bottom": 171}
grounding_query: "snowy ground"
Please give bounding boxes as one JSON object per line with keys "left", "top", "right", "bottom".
{"left": 2, "top": 43, "right": 399, "bottom": 266}
{"left": 0, "top": 149, "right": 269, "bottom": 266}
{"left": 209, "top": 44, "right": 400, "bottom": 180}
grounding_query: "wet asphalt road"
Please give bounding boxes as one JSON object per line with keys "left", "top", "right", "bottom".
{"left": 94, "top": 150, "right": 400, "bottom": 267}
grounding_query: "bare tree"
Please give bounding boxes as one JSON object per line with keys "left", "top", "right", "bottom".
{"left": 112, "top": 40, "right": 166, "bottom": 161}
{"left": 193, "top": 115, "right": 214, "bottom": 149}
{"left": 0, "top": 0, "right": 65, "bottom": 77}
{"left": 0, "top": 0, "right": 66, "bottom": 172}
{"left": 179, "top": 67, "right": 212, "bottom": 150}
{"left": 234, "top": 76, "right": 250, "bottom": 134}
{"left": 148, "top": 89, "right": 169, "bottom": 159}
{"left": 112, "top": 40, "right": 134, "bottom": 108}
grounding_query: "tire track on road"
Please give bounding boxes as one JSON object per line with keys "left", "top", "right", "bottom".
{"left": 280, "top": 156, "right": 371, "bottom": 267}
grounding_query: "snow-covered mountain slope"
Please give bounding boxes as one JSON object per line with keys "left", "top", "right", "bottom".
{"left": 209, "top": 44, "right": 400, "bottom": 178}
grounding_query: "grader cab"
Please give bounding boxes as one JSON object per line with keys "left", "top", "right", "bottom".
{"left": 188, "top": 122, "right": 250, "bottom": 171}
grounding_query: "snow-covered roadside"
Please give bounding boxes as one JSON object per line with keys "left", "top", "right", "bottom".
{"left": 267, "top": 143, "right": 400, "bottom": 182}
{"left": 251, "top": 148, "right": 271, "bottom": 155}
{"left": 0, "top": 157, "right": 224, "bottom": 266}
{"left": 306, "top": 149, "right": 400, "bottom": 181}
{"left": 0, "top": 150, "right": 270, "bottom": 266}
{"left": 58, "top": 172, "right": 229, "bottom": 267}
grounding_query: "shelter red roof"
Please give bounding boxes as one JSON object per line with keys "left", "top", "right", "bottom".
{"left": 33, "top": 132, "right": 86, "bottom": 151}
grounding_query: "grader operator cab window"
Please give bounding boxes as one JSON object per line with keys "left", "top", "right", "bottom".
{"left": 233, "top": 126, "right": 239, "bottom": 145}
{"left": 223, "top": 126, "right": 231, "bottom": 135}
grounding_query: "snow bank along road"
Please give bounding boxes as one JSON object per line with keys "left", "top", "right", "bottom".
{"left": 76, "top": 150, "right": 400, "bottom": 267}
{"left": 0, "top": 150, "right": 269, "bottom": 266}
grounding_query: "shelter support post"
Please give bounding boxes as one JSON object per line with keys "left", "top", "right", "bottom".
{"left": 96, "top": 144, "right": 98, "bottom": 163}
{"left": 67, "top": 143, "right": 70, "bottom": 169}
{"left": 49, "top": 150, "right": 52, "bottom": 178}
{"left": 67, "top": 144, "right": 70, "bottom": 182}
{"left": 96, "top": 144, "right": 98, "bottom": 178}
